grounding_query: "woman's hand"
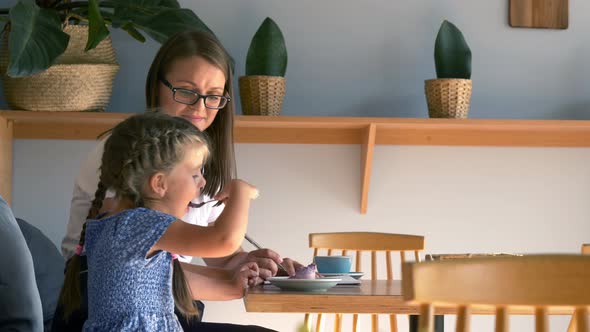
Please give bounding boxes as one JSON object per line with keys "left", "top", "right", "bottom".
{"left": 242, "top": 249, "right": 304, "bottom": 284}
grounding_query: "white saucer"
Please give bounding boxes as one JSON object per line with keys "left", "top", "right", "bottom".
{"left": 319, "top": 272, "right": 364, "bottom": 280}
{"left": 266, "top": 276, "right": 341, "bottom": 292}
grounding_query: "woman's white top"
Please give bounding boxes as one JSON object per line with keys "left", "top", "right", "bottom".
{"left": 61, "top": 138, "right": 224, "bottom": 262}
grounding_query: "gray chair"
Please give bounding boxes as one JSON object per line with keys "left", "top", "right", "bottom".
{"left": 0, "top": 195, "right": 43, "bottom": 331}
{"left": 17, "top": 218, "right": 64, "bottom": 331}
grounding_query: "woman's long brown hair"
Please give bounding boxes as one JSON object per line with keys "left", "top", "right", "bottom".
{"left": 57, "top": 112, "right": 210, "bottom": 320}
{"left": 145, "top": 30, "right": 236, "bottom": 198}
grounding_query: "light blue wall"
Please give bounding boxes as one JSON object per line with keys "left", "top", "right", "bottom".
{"left": 2, "top": 1, "right": 590, "bottom": 118}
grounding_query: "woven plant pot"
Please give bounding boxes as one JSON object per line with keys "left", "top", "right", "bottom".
{"left": 239, "top": 75, "right": 285, "bottom": 116}
{"left": 424, "top": 78, "right": 472, "bottom": 118}
{"left": 0, "top": 25, "right": 119, "bottom": 112}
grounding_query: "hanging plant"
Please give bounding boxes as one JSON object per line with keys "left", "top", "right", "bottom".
{"left": 0, "top": 0, "right": 213, "bottom": 77}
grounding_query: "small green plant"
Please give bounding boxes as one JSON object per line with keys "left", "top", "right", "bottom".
{"left": 0, "top": 0, "right": 213, "bottom": 77}
{"left": 434, "top": 20, "right": 472, "bottom": 79}
{"left": 245, "top": 17, "right": 287, "bottom": 77}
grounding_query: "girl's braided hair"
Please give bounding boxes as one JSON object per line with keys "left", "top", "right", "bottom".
{"left": 58, "top": 112, "right": 209, "bottom": 320}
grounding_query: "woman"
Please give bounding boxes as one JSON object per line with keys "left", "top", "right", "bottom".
{"left": 58, "top": 30, "right": 298, "bottom": 331}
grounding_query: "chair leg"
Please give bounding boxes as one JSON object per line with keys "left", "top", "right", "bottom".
{"left": 372, "top": 313, "right": 379, "bottom": 332}
{"left": 352, "top": 314, "right": 359, "bottom": 332}
{"left": 567, "top": 312, "right": 577, "bottom": 332}
{"left": 575, "top": 307, "right": 588, "bottom": 332}
{"left": 389, "top": 314, "right": 398, "bottom": 332}
{"left": 316, "top": 313, "right": 324, "bottom": 332}
{"left": 334, "top": 313, "right": 342, "bottom": 332}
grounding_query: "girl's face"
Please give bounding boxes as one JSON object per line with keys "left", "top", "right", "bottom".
{"left": 158, "top": 56, "right": 227, "bottom": 132}
{"left": 161, "top": 143, "right": 207, "bottom": 218}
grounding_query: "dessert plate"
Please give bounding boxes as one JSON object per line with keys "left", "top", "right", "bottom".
{"left": 266, "top": 276, "right": 341, "bottom": 292}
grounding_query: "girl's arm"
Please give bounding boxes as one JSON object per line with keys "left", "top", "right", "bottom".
{"left": 180, "top": 262, "right": 258, "bottom": 300}
{"left": 153, "top": 180, "right": 257, "bottom": 258}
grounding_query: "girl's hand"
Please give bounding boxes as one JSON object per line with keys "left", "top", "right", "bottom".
{"left": 233, "top": 262, "right": 259, "bottom": 291}
{"left": 214, "top": 179, "right": 259, "bottom": 202}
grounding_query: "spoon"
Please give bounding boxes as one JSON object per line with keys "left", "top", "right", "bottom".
{"left": 188, "top": 199, "right": 219, "bottom": 208}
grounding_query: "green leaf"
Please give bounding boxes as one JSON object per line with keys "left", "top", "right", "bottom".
{"left": 122, "top": 22, "right": 146, "bottom": 43}
{"left": 156, "top": 0, "right": 181, "bottom": 8}
{"left": 434, "top": 20, "right": 472, "bottom": 79}
{"left": 245, "top": 17, "right": 287, "bottom": 77}
{"left": 85, "top": 0, "right": 110, "bottom": 51}
{"left": 7, "top": 0, "right": 69, "bottom": 77}
{"left": 114, "top": 6, "right": 213, "bottom": 44}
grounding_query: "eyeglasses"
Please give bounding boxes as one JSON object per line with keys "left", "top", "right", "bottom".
{"left": 159, "top": 77, "right": 230, "bottom": 109}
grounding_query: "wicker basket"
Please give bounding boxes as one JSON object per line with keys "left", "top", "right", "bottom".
{"left": 0, "top": 25, "right": 119, "bottom": 112}
{"left": 239, "top": 75, "right": 286, "bottom": 116}
{"left": 424, "top": 79, "right": 472, "bottom": 118}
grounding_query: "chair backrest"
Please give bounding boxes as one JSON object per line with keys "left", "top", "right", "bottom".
{"left": 402, "top": 255, "right": 590, "bottom": 332}
{"left": 306, "top": 232, "right": 424, "bottom": 332}
{"left": 309, "top": 232, "right": 425, "bottom": 280}
{"left": 567, "top": 244, "right": 590, "bottom": 332}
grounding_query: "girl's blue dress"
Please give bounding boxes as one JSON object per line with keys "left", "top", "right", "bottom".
{"left": 82, "top": 208, "right": 183, "bottom": 331}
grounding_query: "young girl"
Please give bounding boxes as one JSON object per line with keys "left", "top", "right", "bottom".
{"left": 61, "top": 112, "right": 259, "bottom": 331}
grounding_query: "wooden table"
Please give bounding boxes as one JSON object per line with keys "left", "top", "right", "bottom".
{"left": 245, "top": 280, "right": 574, "bottom": 331}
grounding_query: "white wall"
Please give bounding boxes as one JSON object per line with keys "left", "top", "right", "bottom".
{"left": 5, "top": 1, "right": 590, "bottom": 331}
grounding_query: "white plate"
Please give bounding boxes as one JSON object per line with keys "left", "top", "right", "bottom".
{"left": 266, "top": 276, "right": 341, "bottom": 292}
{"left": 319, "top": 272, "right": 364, "bottom": 280}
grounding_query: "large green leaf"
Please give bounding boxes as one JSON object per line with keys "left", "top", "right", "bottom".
{"left": 434, "top": 20, "right": 471, "bottom": 79}
{"left": 121, "top": 22, "right": 146, "bottom": 43}
{"left": 7, "top": 0, "right": 69, "bottom": 77}
{"left": 85, "top": 0, "right": 110, "bottom": 51}
{"left": 245, "top": 17, "right": 287, "bottom": 77}
{"left": 113, "top": 4, "right": 212, "bottom": 43}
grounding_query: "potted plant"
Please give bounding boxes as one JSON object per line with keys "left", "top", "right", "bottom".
{"left": 0, "top": 0, "right": 213, "bottom": 112}
{"left": 425, "top": 20, "right": 472, "bottom": 118}
{"left": 239, "top": 17, "right": 287, "bottom": 116}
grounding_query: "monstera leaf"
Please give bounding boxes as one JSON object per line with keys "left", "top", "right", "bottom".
{"left": 245, "top": 17, "right": 287, "bottom": 77}
{"left": 7, "top": 0, "right": 69, "bottom": 77}
{"left": 85, "top": 0, "right": 109, "bottom": 51}
{"left": 111, "top": 0, "right": 211, "bottom": 43}
{"left": 434, "top": 20, "right": 472, "bottom": 79}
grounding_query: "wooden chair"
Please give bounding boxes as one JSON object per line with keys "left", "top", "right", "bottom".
{"left": 305, "top": 232, "right": 425, "bottom": 332}
{"left": 567, "top": 244, "right": 590, "bottom": 332}
{"left": 402, "top": 254, "right": 590, "bottom": 332}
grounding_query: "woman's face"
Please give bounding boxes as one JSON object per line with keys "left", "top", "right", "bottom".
{"left": 158, "top": 56, "right": 227, "bottom": 132}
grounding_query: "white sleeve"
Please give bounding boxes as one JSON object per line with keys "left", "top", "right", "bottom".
{"left": 206, "top": 201, "right": 224, "bottom": 224}
{"left": 176, "top": 195, "right": 225, "bottom": 263}
{"left": 61, "top": 139, "right": 107, "bottom": 259}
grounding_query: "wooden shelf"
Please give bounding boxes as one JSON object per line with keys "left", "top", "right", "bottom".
{"left": 3, "top": 110, "right": 590, "bottom": 212}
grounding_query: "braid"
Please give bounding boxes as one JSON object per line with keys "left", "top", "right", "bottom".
{"left": 172, "top": 261, "right": 199, "bottom": 319}
{"left": 58, "top": 180, "right": 108, "bottom": 320}
{"left": 86, "top": 180, "right": 107, "bottom": 220}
